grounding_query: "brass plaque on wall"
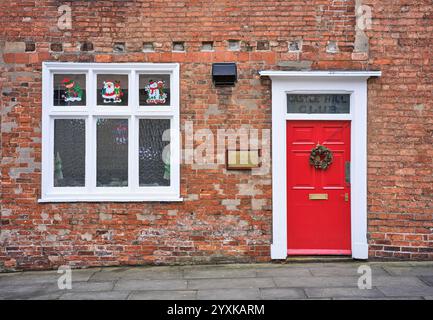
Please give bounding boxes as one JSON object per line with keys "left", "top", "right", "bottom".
{"left": 226, "top": 149, "right": 260, "bottom": 170}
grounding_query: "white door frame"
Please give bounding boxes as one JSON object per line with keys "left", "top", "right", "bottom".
{"left": 259, "top": 71, "right": 381, "bottom": 260}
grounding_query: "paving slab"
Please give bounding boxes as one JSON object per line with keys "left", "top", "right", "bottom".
{"left": 54, "top": 281, "right": 115, "bottom": 292}
{"left": 305, "top": 287, "right": 385, "bottom": 299}
{"left": 0, "top": 269, "right": 98, "bottom": 286}
{"left": 408, "top": 262, "right": 433, "bottom": 267}
{"left": 333, "top": 296, "right": 424, "bottom": 300}
{"left": 256, "top": 267, "right": 311, "bottom": 278}
{"left": 377, "top": 285, "right": 433, "bottom": 297}
{"left": 1, "top": 281, "right": 115, "bottom": 300}
{"left": 260, "top": 288, "right": 306, "bottom": 300}
{"left": 0, "top": 272, "right": 23, "bottom": 278}
{"left": 90, "top": 268, "right": 182, "bottom": 281}
{"left": 370, "top": 261, "right": 413, "bottom": 267}
{"left": 1, "top": 262, "right": 433, "bottom": 300}
{"left": 88, "top": 272, "right": 124, "bottom": 281}
{"left": 187, "top": 277, "right": 275, "bottom": 290}
{"left": 370, "top": 276, "right": 426, "bottom": 287}
{"left": 27, "top": 293, "right": 64, "bottom": 300}
{"left": 383, "top": 266, "right": 433, "bottom": 276}
{"left": 184, "top": 268, "right": 256, "bottom": 279}
{"left": 309, "top": 266, "right": 389, "bottom": 277}
{"left": 197, "top": 288, "right": 260, "bottom": 300}
{"left": 114, "top": 279, "right": 187, "bottom": 291}
{"left": 273, "top": 276, "right": 359, "bottom": 288}
{"left": 182, "top": 263, "right": 258, "bottom": 269}
{"left": 128, "top": 290, "right": 197, "bottom": 300}
{"left": 419, "top": 276, "right": 433, "bottom": 286}
{"left": 0, "top": 284, "right": 56, "bottom": 300}
{"left": 59, "top": 291, "right": 130, "bottom": 300}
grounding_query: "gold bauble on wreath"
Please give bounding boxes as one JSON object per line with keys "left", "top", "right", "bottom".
{"left": 309, "top": 144, "right": 333, "bottom": 170}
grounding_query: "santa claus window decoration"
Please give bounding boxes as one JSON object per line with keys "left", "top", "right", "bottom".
{"left": 53, "top": 74, "right": 86, "bottom": 106}
{"left": 96, "top": 74, "right": 128, "bottom": 106}
{"left": 139, "top": 74, "right": 170, "bottom": 106}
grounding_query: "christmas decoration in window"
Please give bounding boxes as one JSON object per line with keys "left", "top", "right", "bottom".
{"left": 97, "top": 74, "right": 128, "bottom": 106}
{"left": 113, "top": 122, "right": 128, "bottom": 145}
{"left": 53, "top": 74, "right": 86, "bottom": 106}
{"left": 42, "top": 62, "right": 180, "bottom": 202}
{"left": 139, "top": 74, "right": 170, "bottom": 106}
{"left": 53, "top": 119, "right": 86, "bottom": 186}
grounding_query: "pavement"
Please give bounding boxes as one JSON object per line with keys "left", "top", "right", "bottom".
{"left": 0, "top": 261, "right": 433, "bottom": 300}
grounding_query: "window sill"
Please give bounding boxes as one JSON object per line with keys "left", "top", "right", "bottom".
{"left": 38, "top": 194, "right": 184, "bottom": 203}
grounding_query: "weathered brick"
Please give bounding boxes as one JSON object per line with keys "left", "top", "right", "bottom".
{"left": 0, "top": 0, "right": 431, "bottom": 271}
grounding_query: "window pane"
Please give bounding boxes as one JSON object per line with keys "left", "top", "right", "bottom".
{"left": 139, "top": 74, "right": 171, "bottom": 106}
{"left": 54, "top": 119, "right": 85, "bottom": 187}
{"left": 97, "top": 74, "right": 128, "bottom": 106}
{"left": 139, "top": 119, "right": 170, "bottom": 186}
{"left": 97, "top": 119, "right": 128, "bottom": 187}
{"left": 53, "top": 74, "right": 86, "bottom": 106}
{"left": 287, "top": 94, "right": 350, "bottom": 114}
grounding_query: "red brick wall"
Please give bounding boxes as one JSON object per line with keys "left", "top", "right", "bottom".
{"left": 0, "top": 0, "right": 432, "bottom": 271}
{"left": 366, "top": 1, "right": 433, "bottom": 260}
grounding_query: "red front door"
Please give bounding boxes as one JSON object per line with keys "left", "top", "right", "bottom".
{"left": 286, "top": 120, "right": 351, "bottom": 255}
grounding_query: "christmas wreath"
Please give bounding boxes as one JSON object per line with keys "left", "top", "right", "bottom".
{"left": 309, "top": 144, "right": 333, "bottom": 170}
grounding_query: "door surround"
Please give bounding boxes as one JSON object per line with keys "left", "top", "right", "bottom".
{"left": 259, "top": 71, "right": 381, "bottom": 260}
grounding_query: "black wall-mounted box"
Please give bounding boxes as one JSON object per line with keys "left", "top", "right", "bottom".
{"left": 212, "top": 63, "right": 237, "bottom": 86}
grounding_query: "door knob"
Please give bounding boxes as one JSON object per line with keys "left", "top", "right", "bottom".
{"left": 344, "top": 193, "right": 349, "bottom": 202}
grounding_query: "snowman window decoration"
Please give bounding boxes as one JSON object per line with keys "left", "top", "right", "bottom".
{"left": 62, "top": 78, "right": 83, "bottom": 102}
{"left": 101, "top": 80, "right": 124, "bottom": 104}
{"left": 145, "top": 79, "right": 167, "bottom": 104}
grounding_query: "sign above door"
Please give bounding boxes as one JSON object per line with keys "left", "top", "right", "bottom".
{"left": 287, "top": 94, "right": 350, "bottom": 114}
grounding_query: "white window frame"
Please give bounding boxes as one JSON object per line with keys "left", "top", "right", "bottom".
{"left": 259, "top": 70, "right": 381, "bottom": 260}
{"left": 40, "top": 62, "right": 182, "bottom": 202}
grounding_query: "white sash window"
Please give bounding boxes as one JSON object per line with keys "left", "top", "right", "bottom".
{"left": 40, "top": 63, "right": 181, "bottom": 202}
